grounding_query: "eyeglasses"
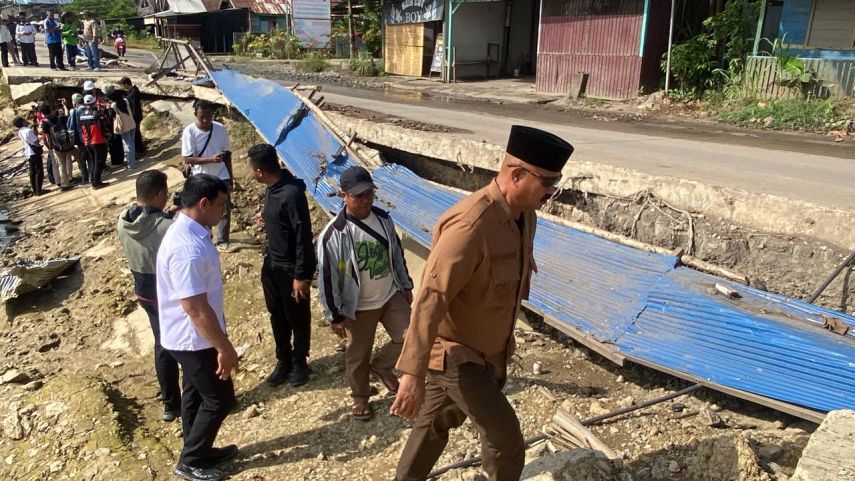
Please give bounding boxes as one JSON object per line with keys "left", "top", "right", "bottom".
{"left": 345, "top": 189, "right": 374, "bottom": 200}
{"left": 508, "top": 164, "right": 562, "bottom": 188}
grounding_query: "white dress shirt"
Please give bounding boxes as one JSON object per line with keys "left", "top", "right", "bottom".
{"left": 156, "top": 213, "right": 226, "bottom": 351}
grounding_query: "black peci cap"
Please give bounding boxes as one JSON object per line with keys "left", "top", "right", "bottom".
{"left": 506, "top": 125, "right": 574, "bottom": 173}
{"left": 339, "top": 166, "right": 376, "bottom": 195}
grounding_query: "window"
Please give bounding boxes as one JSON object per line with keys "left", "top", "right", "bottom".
{"left": 807, "top": 0, "right": 855, "bottom": 49}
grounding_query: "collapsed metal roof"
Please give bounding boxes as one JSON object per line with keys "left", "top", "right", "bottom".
{"left": 209, "top": 68, "right": 855, "bottom": 422}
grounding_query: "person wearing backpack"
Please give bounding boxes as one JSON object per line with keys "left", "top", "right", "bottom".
{"left": 78, "top": 94, "right": 108, "bottom": 189}
{"left": 41, "top": 101, "right": 77, "bottom": 190}
{"left": 14, "top": 115, "right": 45, "bottom": 196}
{"left": 108, "top": 89, "right": 137, "bottom": 169}
{"left": 65, "top": 93, "right": 89, "bottom": 184}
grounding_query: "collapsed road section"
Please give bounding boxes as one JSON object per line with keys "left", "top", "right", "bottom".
{"left": 207, "top": 69, "right": 854, "bottom": 423}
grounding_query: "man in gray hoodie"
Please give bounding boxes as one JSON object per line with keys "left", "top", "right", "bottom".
{"left": 117, "top": 170, "right": 181, "bottom": 422}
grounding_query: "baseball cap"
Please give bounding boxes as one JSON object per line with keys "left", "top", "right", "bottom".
{"left": 339, "top": 166, "right": 376, "bottom": 196}
{"left": 82, "top": 80, "right": 95, "bottom": 91}
{"left": 71, "top": 93, "right": 83, "bottom": 105}
{"left": 83, "top": 94, "right": 95, "bottom": 105}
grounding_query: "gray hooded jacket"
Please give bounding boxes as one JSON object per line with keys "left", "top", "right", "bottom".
{"left": 317, "top": 206, "right": 413, "bottom": 323}
{"left": 116, "top": 205, "right": 174, "bottom": 300}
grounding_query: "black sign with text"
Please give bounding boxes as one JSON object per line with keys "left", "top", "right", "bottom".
{"left": 383, "top": 0, "right": 444, "bottom": 25}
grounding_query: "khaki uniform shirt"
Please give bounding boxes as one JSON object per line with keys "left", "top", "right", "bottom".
{"left": 397, "top": 180, "right": 536, "bottom": 381}
{"left": 82, "top": 19, "right": 98, "bottom": 42}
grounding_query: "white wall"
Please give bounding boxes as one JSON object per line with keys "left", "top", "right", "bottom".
{"left": 451, "top": 1, "right": 505, "bottom": 78}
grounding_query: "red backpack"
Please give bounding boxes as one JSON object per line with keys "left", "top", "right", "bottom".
{"left": 78, "top": 106, "right": 107, "bottom": 146}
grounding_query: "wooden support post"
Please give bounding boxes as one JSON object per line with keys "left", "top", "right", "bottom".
{"left": 347, "top": 0, "right": 355, "bottom": 59}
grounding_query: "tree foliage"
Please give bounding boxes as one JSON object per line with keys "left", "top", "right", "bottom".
{"left": 663, "top": 0, "right": 760, "bottom": 95}
{"left": 67, "top": 0, "right": 138, "bottom": 20}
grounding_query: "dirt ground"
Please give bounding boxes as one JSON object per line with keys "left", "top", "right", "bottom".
{"left": 0, "top": 105, "right": 817, "bottom": 481}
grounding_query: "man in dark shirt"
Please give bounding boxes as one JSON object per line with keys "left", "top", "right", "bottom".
{"left": 120, "top": 77, "right": 145, "bottom": 154}
{"left": 248, "top": 143, "right": 316, "bottom": 387}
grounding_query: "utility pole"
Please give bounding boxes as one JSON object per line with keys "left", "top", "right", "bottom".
{"left": 347, "top": 0, "right": 355, "bottom": 59}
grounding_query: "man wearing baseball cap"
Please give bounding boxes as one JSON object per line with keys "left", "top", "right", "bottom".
{"left": 65, "top": 92, "right": 90, "bottom": 184}
{"left": 78, "top": 94, "right": 109, "bottom": 188}
{"left": 391, "top": 125, "right": 573, "bottom": 480}
{"left": 318, "top": 166, "right": 413, "bottom": 421}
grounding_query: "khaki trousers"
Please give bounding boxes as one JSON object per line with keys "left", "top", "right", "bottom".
{"left": 346, "top": 291, "right": 410, "bottom": 402}
{"left": 396, "top": 359, "right": 524, "bottom": 481}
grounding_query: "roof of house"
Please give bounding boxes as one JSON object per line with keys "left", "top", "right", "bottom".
{"left": 230, "top": 0, "right": 290, "bottom": 15}
{"left": 13, "top": 0, "right": 72, "bottom": 5}
{"left": 165, "top": 0, "right": 208, "bottom": 14}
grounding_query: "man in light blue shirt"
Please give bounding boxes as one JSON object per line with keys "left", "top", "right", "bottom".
{"left": 157, "top": 174, "right": 239, "bottom": 481}
{"left": 43, "top": 10, "right": 65, "bottom": 70}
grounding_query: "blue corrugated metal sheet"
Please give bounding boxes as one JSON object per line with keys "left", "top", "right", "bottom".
{"left": 621, "top": 269, "right": 855, "bottom": 412}
{"left": 211, "top": 69, "right": 855, "bottom": 417}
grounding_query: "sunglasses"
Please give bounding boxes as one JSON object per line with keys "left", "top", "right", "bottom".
{"left": 345, "top": 189, "right": 374, "bottom": 200}
{"left": 508, "top": 164, "right": 562, "bottom": 188}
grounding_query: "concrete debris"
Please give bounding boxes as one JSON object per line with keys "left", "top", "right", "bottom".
{"left": 700, "top": 407, "right": 726, "bottom": 428}
{"left": 0, "top": 369, "right": 29, "bottom": 385}
{"left": 791, "top": 410, "right": 855, "bottom": 481}
{"left": 520, "top": 449, "right": 617, "bottom": 481}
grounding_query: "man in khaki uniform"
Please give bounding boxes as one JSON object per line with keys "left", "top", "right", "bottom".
{"left": 391, "top": 125, "right": 574, "bottom": 481}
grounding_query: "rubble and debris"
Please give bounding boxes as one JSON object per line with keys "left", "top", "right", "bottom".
{"left": 791, "top": 410, "right": 855, "bottom": 481}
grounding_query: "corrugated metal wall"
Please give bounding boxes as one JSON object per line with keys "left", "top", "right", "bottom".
{"left": 536, "top": 0, "right": 644, "bottom": 99}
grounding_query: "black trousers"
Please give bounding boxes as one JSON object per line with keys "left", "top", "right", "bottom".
{"left": 139, "top": 300, "right": 181, "bottom": 413}
{"left": 134, "top": 124, "right": 145, "bottom": 153}
{"left": 75, "top": 145, "right": 89, "bottom": 183}
{"left": 47, "top": 42, "right": 64, "bottom": 69}
{"left": 86, "top": 143, "right": 107, "bottom": 185}
{"left": 27, "top": 154, "right": 43, "bottom": 194}
{"left": 261, "top": 258, "right": 311, "bottom": 368}
{"left": 169, "top": 348, "right": 235, "bottom": 468}
{"left": 19, "top": 42, "right": 36, "bottom": 65}
{"left": 0, "top": 42, "right": 8, "bottom": 67}
{"left": 65, "top": 44, "right": 77, "bottom": 68}
{"left": 109, "top": 134, "right": 124, "bottom": 166}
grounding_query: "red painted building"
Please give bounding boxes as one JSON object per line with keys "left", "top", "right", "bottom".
{"left": 537, "top": 0, "right": 670, "bottom": 99}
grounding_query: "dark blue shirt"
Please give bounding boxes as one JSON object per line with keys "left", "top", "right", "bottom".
{"left": 44, "top": 18, "right": 60, "bottom": 44}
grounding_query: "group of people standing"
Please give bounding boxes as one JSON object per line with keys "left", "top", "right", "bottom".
{"left": 14, "top": 77, "right": 145, "bottom": 195}
{"left": 116, "top": 99, "right": 574, "bottom": 481}
{"left": 0, "top": 9, "right": 103, "bottom": 70}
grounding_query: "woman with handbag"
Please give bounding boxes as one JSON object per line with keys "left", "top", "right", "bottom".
{"left": 108, "top": 89, "right": 137, "bottom": 169}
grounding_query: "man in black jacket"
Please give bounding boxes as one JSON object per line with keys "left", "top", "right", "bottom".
{"left": 248, "top": 143, "right": 316, "bottom": 387}
{"left": 120, "top": 77, "right": 145, "bottom": 154}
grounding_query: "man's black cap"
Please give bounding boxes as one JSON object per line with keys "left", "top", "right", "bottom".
{"left": 506, "top": 125, "right": 574, "bottom": 173}
{"left": 339, "top": 166, "right": 376, "bottom": 195}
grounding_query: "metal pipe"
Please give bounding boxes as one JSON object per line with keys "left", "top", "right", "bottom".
{"left": 426, "top": 383, "right": 702, "bottom": 479}
{"left": 752, "top": 0, "right": 768, "bottom": 56}
{"left": 639, "top": 0, "right": 650, "bottom": 57}
{"left": 664, "top": 0, "right": 676, "bottom": 93}
{"left": 840, "top": 265, "right": 853, "bottom": 313}
{"left": 807, "top": 249, "right": 855, "bottom": 304}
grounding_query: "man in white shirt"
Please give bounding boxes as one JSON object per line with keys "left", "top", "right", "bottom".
{"left": 157, "top": 174, "right": 239, "bottom": 481}
{"left": 181, "top": 100, "right": 234, "bottom": 253}
{"left": 317, "top": 166, "right": 413, "bottom": 421}
{"left": 0, "top": 17, "right": 13, "bottom": 67}
{"left": 15, "top": 12, "right": 37, "bottom": 67}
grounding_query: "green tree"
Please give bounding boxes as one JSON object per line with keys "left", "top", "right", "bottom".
{"left": 68, "top": 0, "right": 138, "bottom": 20}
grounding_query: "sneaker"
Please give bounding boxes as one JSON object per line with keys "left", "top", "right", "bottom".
{"left": 93, "top": 67, "right": 101, "bottom": 71}
{"left": 290, "top": 364, "right": 309, "bottom": 387}
{"left": 163, "top": 410, "right": 180, "bottom": 422}
{"left": 216, "top": 243, "right": 236, "bottom": 253}
{"left": 172, "top": 463, "right": 224, "bottom": 481}
{"left": 206, "top": 445, "right": 239, "bottom": 466}
{"left": 265, "top": 361, "right": 291, "bottom": 387}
